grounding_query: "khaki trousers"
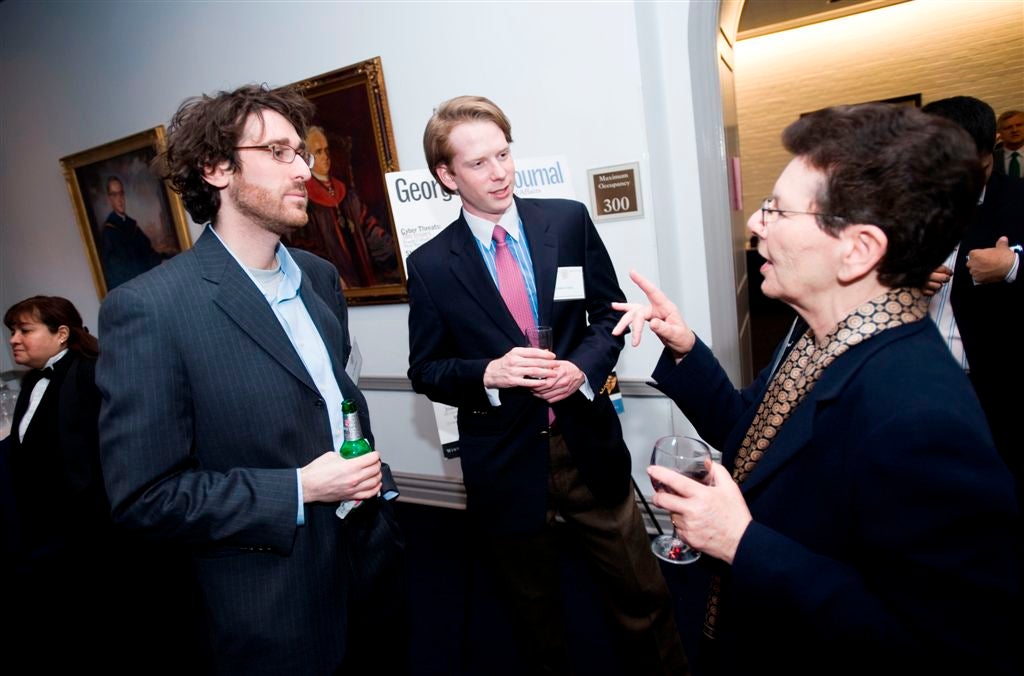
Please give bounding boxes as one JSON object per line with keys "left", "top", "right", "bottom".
{"left": 483, "top": 431, "right": 689, "bottom": 675}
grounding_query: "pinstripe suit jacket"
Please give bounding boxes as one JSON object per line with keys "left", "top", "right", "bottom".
{"left": 97, "top": 228, "right": 389, "bottom": 674}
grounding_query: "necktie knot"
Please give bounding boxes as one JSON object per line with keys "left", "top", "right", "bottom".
{"left": 492, "top": 224, "right": 509, "bottom": 246}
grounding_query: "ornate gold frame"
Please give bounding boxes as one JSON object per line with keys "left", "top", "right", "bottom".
{"left": 59, "top": 126, "right": 191, "bottom": 298}
{"left": 290, "top": 56, "right": 407, "bottom": 305}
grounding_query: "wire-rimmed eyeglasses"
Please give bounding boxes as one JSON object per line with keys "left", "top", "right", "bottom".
{"left": 759, "top": 197, "right": 826, "bottom": 228}
{"left": 235, "top": 143, "right": 314, "bottom": 169}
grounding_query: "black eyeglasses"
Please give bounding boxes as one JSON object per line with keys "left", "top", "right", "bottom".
{"left": 759, "top": 197, "right": 827, "bottom": 228}
{"left": 235, "top": 143, "right": 314, "bottom": 169}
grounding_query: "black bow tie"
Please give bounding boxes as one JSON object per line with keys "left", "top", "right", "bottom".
{"left": 36, "top": 367, "right": 54, "bottom": 380}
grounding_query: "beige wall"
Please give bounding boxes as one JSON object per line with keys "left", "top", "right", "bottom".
{"left": 735, "top": 0, "right": 1024, "bottom": 225}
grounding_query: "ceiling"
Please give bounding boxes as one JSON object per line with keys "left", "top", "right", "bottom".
{"left": 738, "top": 0, "right": 910, "bottom": 39}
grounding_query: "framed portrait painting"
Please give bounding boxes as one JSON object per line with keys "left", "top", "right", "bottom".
{"left": 288, "top": 56, "right": 407, "bottom": 305}
{"left": 60, "top": 126, "right": 191, "bottom": 299}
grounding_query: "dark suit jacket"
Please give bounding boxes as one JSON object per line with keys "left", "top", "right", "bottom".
{"left": 651, "top": 320, "right": 1018, "bottom": 676}
{"left": 97, "top": 228, "right": 399, "bottom": 675}
{"left": 7, "top": 351, "right": 108, "bottom": 563}
{"left": 993, "top": 146, "right": 1022, "bottom": 178}
{"left": 2, "top": 352, "right": 196, "bottom": 669}
{"left": 407, "top": 197, "right": 631, "bottom": 533}
{"left": 950, "top": 171, "right": 1024, "bottom": 472}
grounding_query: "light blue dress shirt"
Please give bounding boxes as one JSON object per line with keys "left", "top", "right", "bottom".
{"left": 211, "top": 226, "right": 344, "bottom": 525}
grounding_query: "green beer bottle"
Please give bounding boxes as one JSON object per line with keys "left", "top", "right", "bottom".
{"left": 339, "top": 399, "right": 372, "bottom": 459}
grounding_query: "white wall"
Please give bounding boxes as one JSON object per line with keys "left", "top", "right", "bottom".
{"left": 0, "top": 1, "right": 724, "bottom": 491}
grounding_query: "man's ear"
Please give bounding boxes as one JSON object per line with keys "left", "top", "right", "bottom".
{"left": 202, "top": 160, "right": 232, "bottom": 189}
{"left": 837, "top": 223, "right": 888, "bottom": 283}
{"left": 435, "top": 164, "right": 458, "bottom": 194}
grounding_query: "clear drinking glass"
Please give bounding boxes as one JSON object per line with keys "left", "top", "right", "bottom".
{"left": 649, "top": 435, "right": 713, "bottom": 565}
{"left": 525, "top": 325, "right": 552, "bottom": 350}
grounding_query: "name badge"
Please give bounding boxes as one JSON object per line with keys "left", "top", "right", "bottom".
{"left": 553, "top": 266, "right": 585, "bottom": 301}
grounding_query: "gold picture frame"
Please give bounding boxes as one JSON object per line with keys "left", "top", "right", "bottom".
{"left": 288, "top": 56, "right": 407, "bottom": 305}
{"left": 60, "top": 126, "right": 191, "bottom": 299}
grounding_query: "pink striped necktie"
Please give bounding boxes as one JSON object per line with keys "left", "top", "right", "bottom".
{"left": 492, "top": 225, "right": 556, "bottom": 426}
{"left": 492, "top": 225, "right": 535, "bottom": 337}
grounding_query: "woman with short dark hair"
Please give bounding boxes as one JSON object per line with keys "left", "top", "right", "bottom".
{"left": 614, "top": 104, "right": 1016, "bottom": 676}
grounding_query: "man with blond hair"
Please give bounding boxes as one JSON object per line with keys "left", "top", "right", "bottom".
{"left": 407, "top": 95, "right": 687, "bottom": 675}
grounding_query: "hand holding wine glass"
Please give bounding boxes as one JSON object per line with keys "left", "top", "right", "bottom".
{"left": 649, "top": 435, "right": 714, "bottom": 564}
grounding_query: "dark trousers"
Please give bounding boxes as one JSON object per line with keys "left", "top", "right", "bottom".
{"left": 484, "top": 432, "right": 689, "bottom": 675}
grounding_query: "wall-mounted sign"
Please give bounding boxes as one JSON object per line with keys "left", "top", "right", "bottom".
{"left": 587, "top": 162, "right": 643, "bottom": 222}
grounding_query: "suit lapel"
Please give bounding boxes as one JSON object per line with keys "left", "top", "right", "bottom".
{"left": 518, "top": 197, "right": 558, "bottom": 326}
{"left": 738, "top": 322, "right": 924, "bottom": 494}
{"left": 195, "top": 230, "right": 320, "bottom": 395}
{"left": 11, "top": 351, "right": 75, "bottom": 437}
{"left": 448, "top": 213, "right": 527, "bottom": 345}
{"left": 738, "top": 396, "right": 817, "bottom": 495}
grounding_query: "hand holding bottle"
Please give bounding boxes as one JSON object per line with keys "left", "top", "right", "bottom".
{"left": 336, "top": 398, "right": 376, "bottom": 518}
{"left": 299, "top": 450, "right": 382, "bottom": 504}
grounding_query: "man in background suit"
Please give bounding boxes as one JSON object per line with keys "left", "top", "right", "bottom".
{"left": 406, "top": 96, "right": 686, "bottom": 675}
{"left": 994, "top": 109, "right": 1023, "bottom": 179}
{"left": 922, "top": 96, "right": 1024, "bottom": 503}
{"left": 97, "top": 84, "right": 404, "bottom": 675}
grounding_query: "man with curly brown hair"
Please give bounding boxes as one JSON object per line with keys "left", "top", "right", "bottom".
{"left": 97, "top": 84, "right": 404, "bottom": 675}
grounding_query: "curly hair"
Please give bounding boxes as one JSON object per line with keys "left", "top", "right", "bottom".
{"left": 782, "top": 103, "right": 983, "bottom": 288}
{"left": 158, "top": 84, "right": 314, "bottom": 225}
{"left": 4, "top": 296, "right": 99, "bottom": 357}
{"left": 423, "top": 96, "right": 513, "bottom": 195}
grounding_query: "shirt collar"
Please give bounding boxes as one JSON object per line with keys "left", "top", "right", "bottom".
{"left": 207, "top": 224, "right": 301, "bottom": 302}
{"left": 463, "top": 201, "right": 521, "bottom": 249}
{"left": 45, "top": 349, "right": 69, "bottom": 369}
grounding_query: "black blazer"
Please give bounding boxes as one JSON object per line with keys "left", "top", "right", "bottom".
{"left": 951, "top": 171, "right": 1024, "bottom": 374}
{"left": 3, "top": 351, "right": 138, "bottom": 667}
{"left": 949, "top": 171, "right": 1024, "bottom": 471}
{"left": 7, "top": 351, "right": 108, "bottom": 558}
{"left": 651, "top": 320, "right": 1018, "bottom": 675}
{"left": 407, "top": 197, "right": 631, "bottom": 533}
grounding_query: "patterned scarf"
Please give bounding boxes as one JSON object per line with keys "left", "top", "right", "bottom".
{"left": 703, "top": 287, "right": 930, "bottom": 640}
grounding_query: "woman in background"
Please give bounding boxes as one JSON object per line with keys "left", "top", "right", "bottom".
{"left": 3, "top": 296, "right": 205, "bottom": 671}
{"left": 4, "top": 295, "right": 115, "bottom": 665}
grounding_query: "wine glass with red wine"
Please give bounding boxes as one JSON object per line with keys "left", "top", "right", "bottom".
{"left": 649, "top": 435, "right": 713, "bottom": 565}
